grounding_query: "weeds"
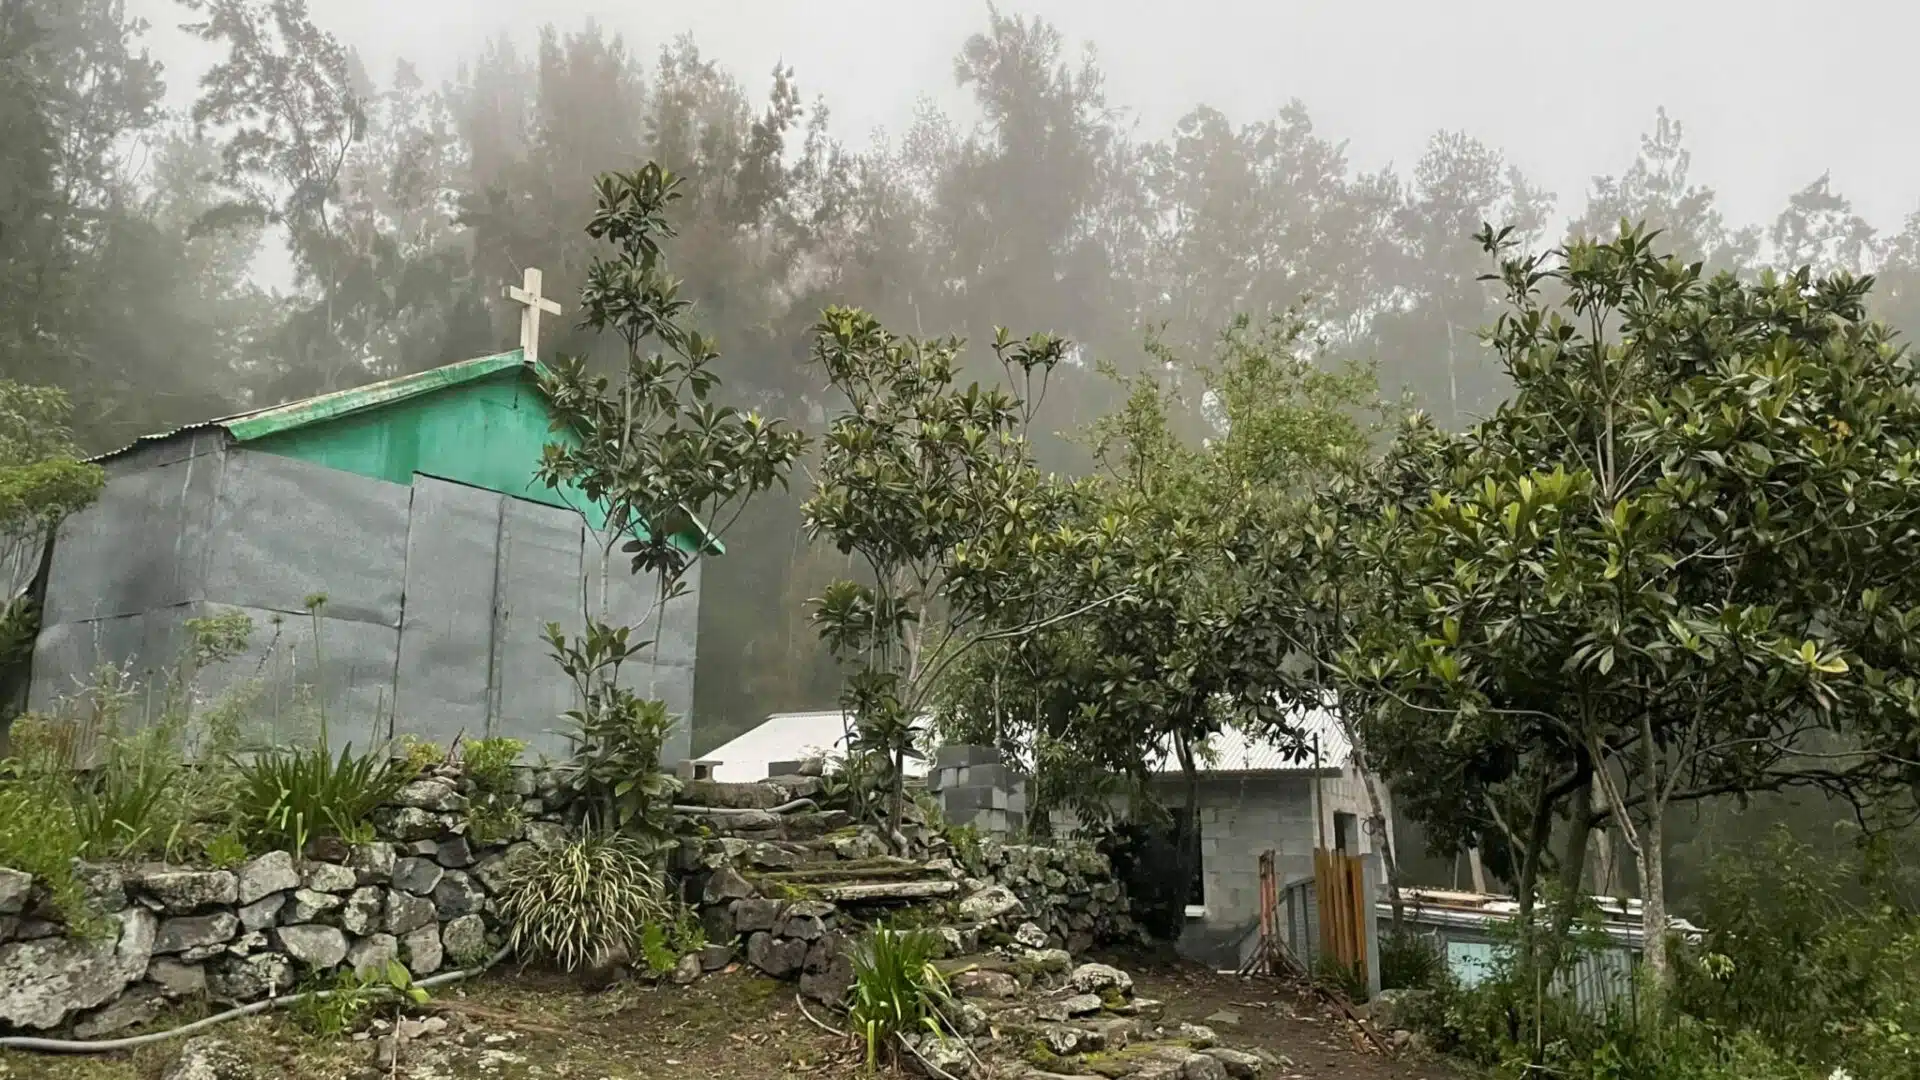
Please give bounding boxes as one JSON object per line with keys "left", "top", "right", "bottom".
{"left": 1380, "top": 926, "right": 1446, "bottom": 992}
{"left": 231, "top": 741, "right": 405, "bottom": 854}
{"left": 847, "top": 926, "right": 953, "bottom": 1072}
{"left": 496, "top": 831, "right": 670, "bottom": 972}
{"left": 459, "top": 736, "right": 525, "bottom": 843}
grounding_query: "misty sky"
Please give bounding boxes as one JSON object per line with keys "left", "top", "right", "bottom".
{"left": 130, "top": 0, "right": 1920, "bottom": 238}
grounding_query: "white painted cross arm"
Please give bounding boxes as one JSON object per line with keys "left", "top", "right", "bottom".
{"left": 504, "top": 267, "right": 564, "bottom": 364}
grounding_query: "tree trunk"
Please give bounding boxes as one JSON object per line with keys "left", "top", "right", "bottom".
{"left": 1175, "top": 730, "right": 1202, "bottom": 921}
{"left": 1590, "top": 775, "right": 1616, "bottom": 896}
{"left": 1359, "top": 767, "right": 1404, "bottom": 927}
{"left": 1544, "top": 780, "right": 1593, "bottom": 981}
{"left": 1468, "top": 847, "right": 1489, "bottom": 893}
{"left": 1636, "top": 788, "right": 1670, "bottom": 987}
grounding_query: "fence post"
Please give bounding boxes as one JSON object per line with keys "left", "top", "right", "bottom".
{"left": 1362, "top": 852, "right": 1383, "bottom": 1000}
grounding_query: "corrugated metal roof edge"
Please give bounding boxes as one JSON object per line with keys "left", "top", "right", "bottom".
{"left": 91, "top": 349, "right": 536, "bottom": 463}
{"left": 89, "top": 349, "right": 728, "bottom": 556}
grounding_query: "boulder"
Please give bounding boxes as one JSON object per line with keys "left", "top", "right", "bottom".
{"left": 339, "top": 887, "right": 384, "bottom": 936}
{"left": 155, "top": 913, "right": 241, "bottom": 956}
{"left": 1068, "top": 963, "right": 1133, "bottom": 997}
{"left": 286, "top": 889, "right": 343, "bottom": 924}
{"left": 384, "top": 890, "right": 436, "bottom": 936}
{"left": 440, "top": 914, "right": 487, "bottom": 964}
{"left": 951, "top": 969, "right": 1019, "bottom": 999}
{"left": 303, "top": 837, "right": 352, "bottom": 863}
{"left": 383, "top": 807, "right": 442, "bottom": 842}
{"left": 395, "top": 778, "right": 465, "bottom": 812}
{"left": 958, "top": 884, "right": 1021, "bottom": 921}
{"left": 347, "top": 842, "right": 398, "bottom": 886}
{"left": 1022, "top": 948, "right": 1073, "bottom": 974}
{"left": 75, "top": 863, "right": 128, "bottom": 912}
{"left": 139, "top": 870, "right": 238, "bottom": 913}
{"left": 1177, "top": 1023, "right": 1218, "bottom": 1049}
{"left": 0, "top": 867, "right": 33, "bottom": 916}
{"left": 301, "top": 861, "right": 357, "bottom": 894}
{"left": 346, "top": 934, "right": 400, "bottom": 978}
{"left": 160, "top": 1036, "right": 253, "bottom": 1080}
{"left": 392, "top": 857, "right": 445, "bottom": 896}
{"left": 1037, "top": 993, "right": 1103, "bottom": 1022}
{"left": 911, "top": 1036, "right": 973, "bottom": 1079}
{"left": 745, "top": 932, "right": 807, "bottom": 978}
{"left": 775, "top": 901, "right": 835, "bottom": 941}
{"left": 433, "top": 837, "right": 474, "bottom": 869}
{"left": 702, "top": 866, "right": 755, "bottom": 905}
{"left": 523, "top": 822, "right": 569, "bottom": 851}
{"left": 401, "top": 925, "right": 442, "bottom": 976}
{"left": 1366, "top": 987, "right": 1432, "bottom": 1031}
{"left": 679, "top": 779, "right": 788, "bottom": 809}
{"left": 470, "top": 843, "right": 537, "bottom": 893}
{"left": 147, "top": 957, "right": 208, "bottom": 997}
{"left": 73, "top": 982, "right": 169, "bottom": 1038}
{"left": 236, "top": 894, "right": 286, "bottom": 932}
{"left": 1177, "top": 1054, "right": 1228, "bottom": 1080}
{"left": 234, "top": 852, "right": 299, "bottom": 905}
{"left": 275, "top": 925, "right": 349, "bottom": 969}
{"left": 1200, "top": 1047, "right": 1264, "bottom": 1079}
{"left": 431, "top": 871, "right": 487, "bottom": 918}
{"left": 732, "top": 897, "right": 781, "bottom": 933}
{"left": 1014, "top": 921, "right": 1048, "bottom": 949}
{"left": 698, "top": 943, "right": 733, "bottom": 972}
{"left": 206, "top": 952, "right": 293, "bottom": 1004}
{"left": 670, "top": 952, "right": 702, "bottom": 985}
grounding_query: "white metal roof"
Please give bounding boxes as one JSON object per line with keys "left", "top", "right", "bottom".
{"left": 707, "top": 701, "right": 1349, "bottom": 784}
{"left": 1146, "top": 703, "right": 1352, "bottom": 775}
{"left": 701, "top": 711, "right": 934, "bottom": 784}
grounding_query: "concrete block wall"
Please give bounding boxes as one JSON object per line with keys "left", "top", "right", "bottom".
{"left": 927, "top": 745, "right": 1027, "bottom": 837}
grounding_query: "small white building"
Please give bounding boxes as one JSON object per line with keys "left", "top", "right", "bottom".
{"left": 700, "top": 711, "right": 932, "bottom": 784}
{"left": 709, "top": 704, "right": 1391, "bottom": 968}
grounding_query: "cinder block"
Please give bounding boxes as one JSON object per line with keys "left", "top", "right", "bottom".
{"left": 941, "top": 787, "right": 995, "bottom": 815}
{"left": 934, "top": 744, "right": 1002, "bottom": 770}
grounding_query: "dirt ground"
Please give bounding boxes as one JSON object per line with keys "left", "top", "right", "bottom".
{"left": 0, "top": 963, "right": 1451, "bottom": 1080}
{"left": 1122, "top": 962, "right": 1456, "bottom": 1080}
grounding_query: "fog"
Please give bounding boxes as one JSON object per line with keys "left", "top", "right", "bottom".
{"left": 131, "top": 0, "right": 1920, "bottom": 231}
{"left": 16, "top": 0, "right": 1920, "bottom": 751}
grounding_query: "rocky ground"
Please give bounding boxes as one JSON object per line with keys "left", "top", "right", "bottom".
{"left": 0, "top": 960, "right": 1450, "bottom": 1080}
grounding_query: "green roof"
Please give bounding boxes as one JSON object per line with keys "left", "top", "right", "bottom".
{"left": 104, "top": 349, "right": 721, "bottom": 554}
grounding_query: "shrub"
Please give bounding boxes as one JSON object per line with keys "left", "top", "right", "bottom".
{"left": 496, "top": 831, "right": 669, "bottom": 972}
{"left": 459, "top": 737, "right": 525, "bottom": 844}
{"left": 231, "top": 741, "right": 406, "bottom": 854}
{"left": 1381, "top": 926, "right": 1446, "bottom": 991}
{"left": 848, "top": 926, "right": 953, "bottom": 1072}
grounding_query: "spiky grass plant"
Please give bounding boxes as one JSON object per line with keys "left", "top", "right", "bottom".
{"left": 496, "top": 831, "right": 669, "bottom": 972}
{"left": 847, "top": 926, "right": 954, "bottom": 1072}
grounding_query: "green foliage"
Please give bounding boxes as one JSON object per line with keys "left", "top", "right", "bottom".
{"left": 459, "top": 736, "right": 525, "bottom": 844}
{"left": 496, "top": 831, "right": 670, "bottom": 973}
{"left": 847, "top": 926, "right": 954, "bottom": 1072}
{"left": 231, "top": 740, "right": 405, "bottom": 854}
{"left": 291, "top": 960, "right": 432, "bottom": 1038}
{"left": 545, "top": 622, "right": 681, "bottom": 848}
{"left": 1380, "top": 927, "right": 1447, "bottom": 992}
{"left": 805, "top": 310, "right": 1076, "bottom": 833}
{"left": 397, "top": 735, "right": 445, "bottom": 776}
{"left": 202, "top": 830, "right": 248, "bottom": 868}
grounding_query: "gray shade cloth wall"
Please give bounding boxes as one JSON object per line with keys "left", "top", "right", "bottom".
{"left": 27, "top": 442, "right": 698, "bottom": 765}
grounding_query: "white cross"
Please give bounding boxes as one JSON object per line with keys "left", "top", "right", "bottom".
{"left": 503, "top": 267, "right": 563, "bottom": 364}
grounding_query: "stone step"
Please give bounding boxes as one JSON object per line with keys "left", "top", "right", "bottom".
{"left": 749, "top": 859, "right": 931, "bottom": 887}
{"left": 810, "top": 879, "right": 960, "bottom": 904}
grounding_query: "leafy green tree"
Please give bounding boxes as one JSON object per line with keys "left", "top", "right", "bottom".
{"left": 803, "top": 310, "right": 1077, "bottom": 836}
{"left": 0, "top": 382, "right": 104, "bottom": 706}
{"left": 1349, "top": 224, "right": 1920, "bottom": 992}
{"left": 534, "top": 164, "right": 806, "bottom": 839}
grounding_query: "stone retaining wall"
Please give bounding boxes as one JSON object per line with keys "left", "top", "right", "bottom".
{"left": 0, "top": 764, "right": 574, "bottom": 1037}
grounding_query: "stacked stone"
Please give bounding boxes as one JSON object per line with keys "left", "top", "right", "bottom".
{"left": 0, "top": 766, "right": 578, "bottom": 1037}
{"left": 965, "top": 836, "right": 1140, "bottom": 954}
